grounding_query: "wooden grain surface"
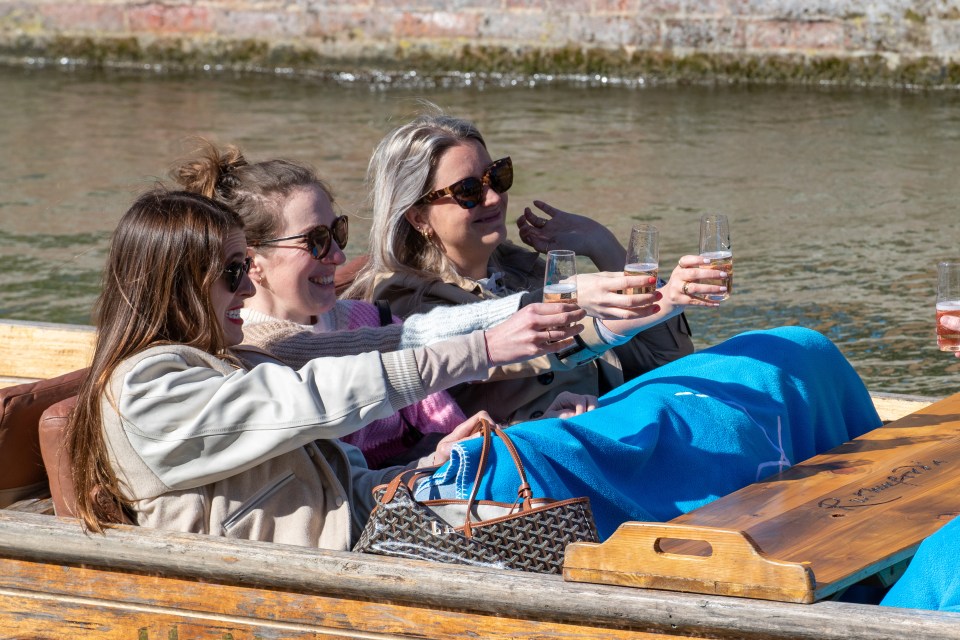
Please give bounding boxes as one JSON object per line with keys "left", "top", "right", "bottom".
{"left": 0, "top": 559, "right": 666, "bottom": 640}
{"left": 2, "top": 511, "right": 959, "bottom": 639}
{"left": 567, "top": 392, "right": 960, "bottom": 603}
{"left": 0, "top": 320, "right": 94, "bottom": 383}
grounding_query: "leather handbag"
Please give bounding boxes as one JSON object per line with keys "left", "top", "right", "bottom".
{"left": 353, "top": 420, "right": 599, "bottom": 574}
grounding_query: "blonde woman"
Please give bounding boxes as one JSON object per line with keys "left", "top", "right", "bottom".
{"left": 346, "top": 111, "right": 722, "bottom": 424}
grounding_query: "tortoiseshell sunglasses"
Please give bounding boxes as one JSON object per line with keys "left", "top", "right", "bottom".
{"left": 417, "top": 157, "right": 513, "bottom": 210}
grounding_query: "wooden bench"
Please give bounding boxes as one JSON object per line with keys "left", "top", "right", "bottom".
{"left": 564, "top": 391, "right": 960, "bottom": 603}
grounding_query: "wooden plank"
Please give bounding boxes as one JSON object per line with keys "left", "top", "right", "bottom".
{"left": 0, "top": 557, "right": 667, "bottom": 640}
{"left": 0, "top": 320, "right": 94, "bottom": 380}
{"left": 3, "top": 511, "right": 960, "bottom": 639}
{"left": 5, "top": 498, "right": 53, "bottom": 515}
{"left": 566, "top": 392, "right": 960, "bottom": 603}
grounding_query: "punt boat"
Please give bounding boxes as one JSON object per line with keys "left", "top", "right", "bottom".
{"left": 1, "top": 318, "right": 958, "bottom": 639}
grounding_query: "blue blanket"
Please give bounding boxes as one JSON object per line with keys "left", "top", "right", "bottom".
{"left": 417, "top": 326, "right": 880, "bottom": 538}
{"left": 881, "top": 515, "right": 960, "bottom": 612}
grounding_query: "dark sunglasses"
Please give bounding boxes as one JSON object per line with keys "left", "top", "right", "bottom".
{"left": 223, "top": 256, "right": 252, "bottom": 294}
{"left": 417, "top": 157, "right": 513, "bottom": 209}
{"left": 251, "top": 215, "right": 349, "bottom": 260}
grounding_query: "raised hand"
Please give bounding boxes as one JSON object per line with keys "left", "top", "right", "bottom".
{"left": 483, "top": 303, "right": 586, "bottom": 366}
{"left": 517, "top": 200, "right": 626, "bottom": 271}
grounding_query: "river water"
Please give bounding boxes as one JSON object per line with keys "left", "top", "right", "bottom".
{"left": 2, "top": 65, "right": 959, "bottom": 396}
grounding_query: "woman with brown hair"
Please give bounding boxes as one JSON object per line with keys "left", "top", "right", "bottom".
{"left": 65, "top": 188, "right": 583, "bottom": 546}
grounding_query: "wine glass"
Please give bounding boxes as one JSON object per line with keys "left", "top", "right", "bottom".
{"left": 699, "top": 213, "right": 733, "bottom": 302}
{"left": 543, "top": 250, "right": 578, "bottom": 303}
{"left": 624, "top": 224, "right": 659, "bottom": 295}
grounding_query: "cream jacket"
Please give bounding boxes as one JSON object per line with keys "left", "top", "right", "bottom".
{"left": 102, "top": 333, "right": 488, "bottom": 550}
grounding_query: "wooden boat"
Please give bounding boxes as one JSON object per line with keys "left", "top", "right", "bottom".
{"left": 2, "top": 318, "right": 959, "bottom": 639}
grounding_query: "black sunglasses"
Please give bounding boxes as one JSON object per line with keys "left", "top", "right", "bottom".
{"left": 223, "top": 256, "right": 252, "bottom": 293}
{"left": 251, "top": 215, "right": 349, "bottom": 260}
{"left": 417, "top": 157, "right": 513, "bottom": 210}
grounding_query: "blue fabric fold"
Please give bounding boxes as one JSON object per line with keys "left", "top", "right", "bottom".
{"left": 881, "top": 515, "right": 960, "bottom": 612}
{"left": 418, "top": 326, "right": 881, "bottom": 539}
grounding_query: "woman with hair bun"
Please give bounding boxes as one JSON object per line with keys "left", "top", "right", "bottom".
{"left": 171, "top": 141, "right": 660, "bottom": 467}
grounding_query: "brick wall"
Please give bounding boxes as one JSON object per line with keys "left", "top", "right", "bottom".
{"left": 1, "top": 1, "right": 959, "bottom": 84}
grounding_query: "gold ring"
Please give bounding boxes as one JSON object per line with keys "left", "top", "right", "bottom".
{"left": 682, "top": 282, "right": 690, "bottom": 296}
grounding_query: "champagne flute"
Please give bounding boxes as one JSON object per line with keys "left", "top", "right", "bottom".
{"left": 543, "top": 250, "right": 578, "bottom": 303}
{"left": 624, "top": 224, "right": 659, "bottom": 295}
{"left": 699, "top": 213, "right": 733, "bottom": 301}
{"left": 937, "top": 261, "right": 960, "bottom": 351}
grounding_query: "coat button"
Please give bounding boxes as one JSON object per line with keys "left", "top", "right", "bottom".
{"left": 537, "top": 372, "right": 555, "bottom": 385}
{"left": 335, "top": 497, "right": 344, "bottom": 507}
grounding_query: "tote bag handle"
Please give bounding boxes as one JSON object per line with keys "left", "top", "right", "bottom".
{"left": 462, "top": 419, "right": 534, "bottom": 536}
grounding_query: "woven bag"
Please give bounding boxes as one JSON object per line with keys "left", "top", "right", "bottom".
{"left": 353, "top": 420, "right": 599, "bottom": 574}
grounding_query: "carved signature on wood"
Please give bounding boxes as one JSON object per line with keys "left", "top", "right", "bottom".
{"left": 818, "top": 459, "right": 948, "bottom": 511}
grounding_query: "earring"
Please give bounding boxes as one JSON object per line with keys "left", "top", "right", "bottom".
{"left": 420, "top": 227, "right": 434, "bottom": 240}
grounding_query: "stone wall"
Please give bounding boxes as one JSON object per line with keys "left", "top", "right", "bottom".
{"left": 1, "top": 0, "right": 959, "bottom": 85}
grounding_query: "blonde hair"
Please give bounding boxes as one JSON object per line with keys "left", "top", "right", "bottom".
{"left": 344, "top": 109, "right": 486, "bottom": 301}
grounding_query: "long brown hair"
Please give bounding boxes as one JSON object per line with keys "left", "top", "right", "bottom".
{"left": 170, "top": 138, "right": 333, "bottom": 246}
{"left": 67, "top": 189, "right": 243, "bottom": 532}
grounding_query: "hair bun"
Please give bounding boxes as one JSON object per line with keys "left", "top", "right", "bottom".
{"left": 214, "top": 146, "right": 247, "bottom": 195}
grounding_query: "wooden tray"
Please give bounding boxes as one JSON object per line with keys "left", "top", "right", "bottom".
{"left": 564, "top": 392, "right": 960, "bottom": 603}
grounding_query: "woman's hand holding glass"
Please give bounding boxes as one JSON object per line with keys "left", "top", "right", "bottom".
{"left": 941, "top": 315, "right": 960, "bottom": 359}
{"left": 662, "top": 255, "right": 728, "bottom": 308}
{"left": 575, "top": 272, "right": 662, "bottom": 320}
{"left": 483, "top": 303, "right": 586, "bottom": 365}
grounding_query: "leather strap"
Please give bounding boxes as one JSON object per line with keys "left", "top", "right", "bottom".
{"left": 463, "top": 420, "right": 534, "bottom": 536}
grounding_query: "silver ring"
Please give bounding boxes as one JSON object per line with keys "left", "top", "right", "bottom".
{"left": 682, "top": 282, "right": 690, "bottom": 296}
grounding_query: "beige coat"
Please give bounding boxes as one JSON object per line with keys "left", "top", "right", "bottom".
{"left": 101, "top": 333, "right": 489, "bottom": 550}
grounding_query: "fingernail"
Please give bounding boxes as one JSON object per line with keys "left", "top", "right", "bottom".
{"left": 651, "top": 305, "right": 660, "bottom": 313}
{"left": 719, "top": 286, "right": 727, "bottom": 291}
{"left": 648, "top": 277, "right": 656, "bottom": 284}
{"left": 654, "top": 291, "right": 663, "bottom": 301}
{"left": 701, "top": 257, "right": 711, "bottom": 263}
